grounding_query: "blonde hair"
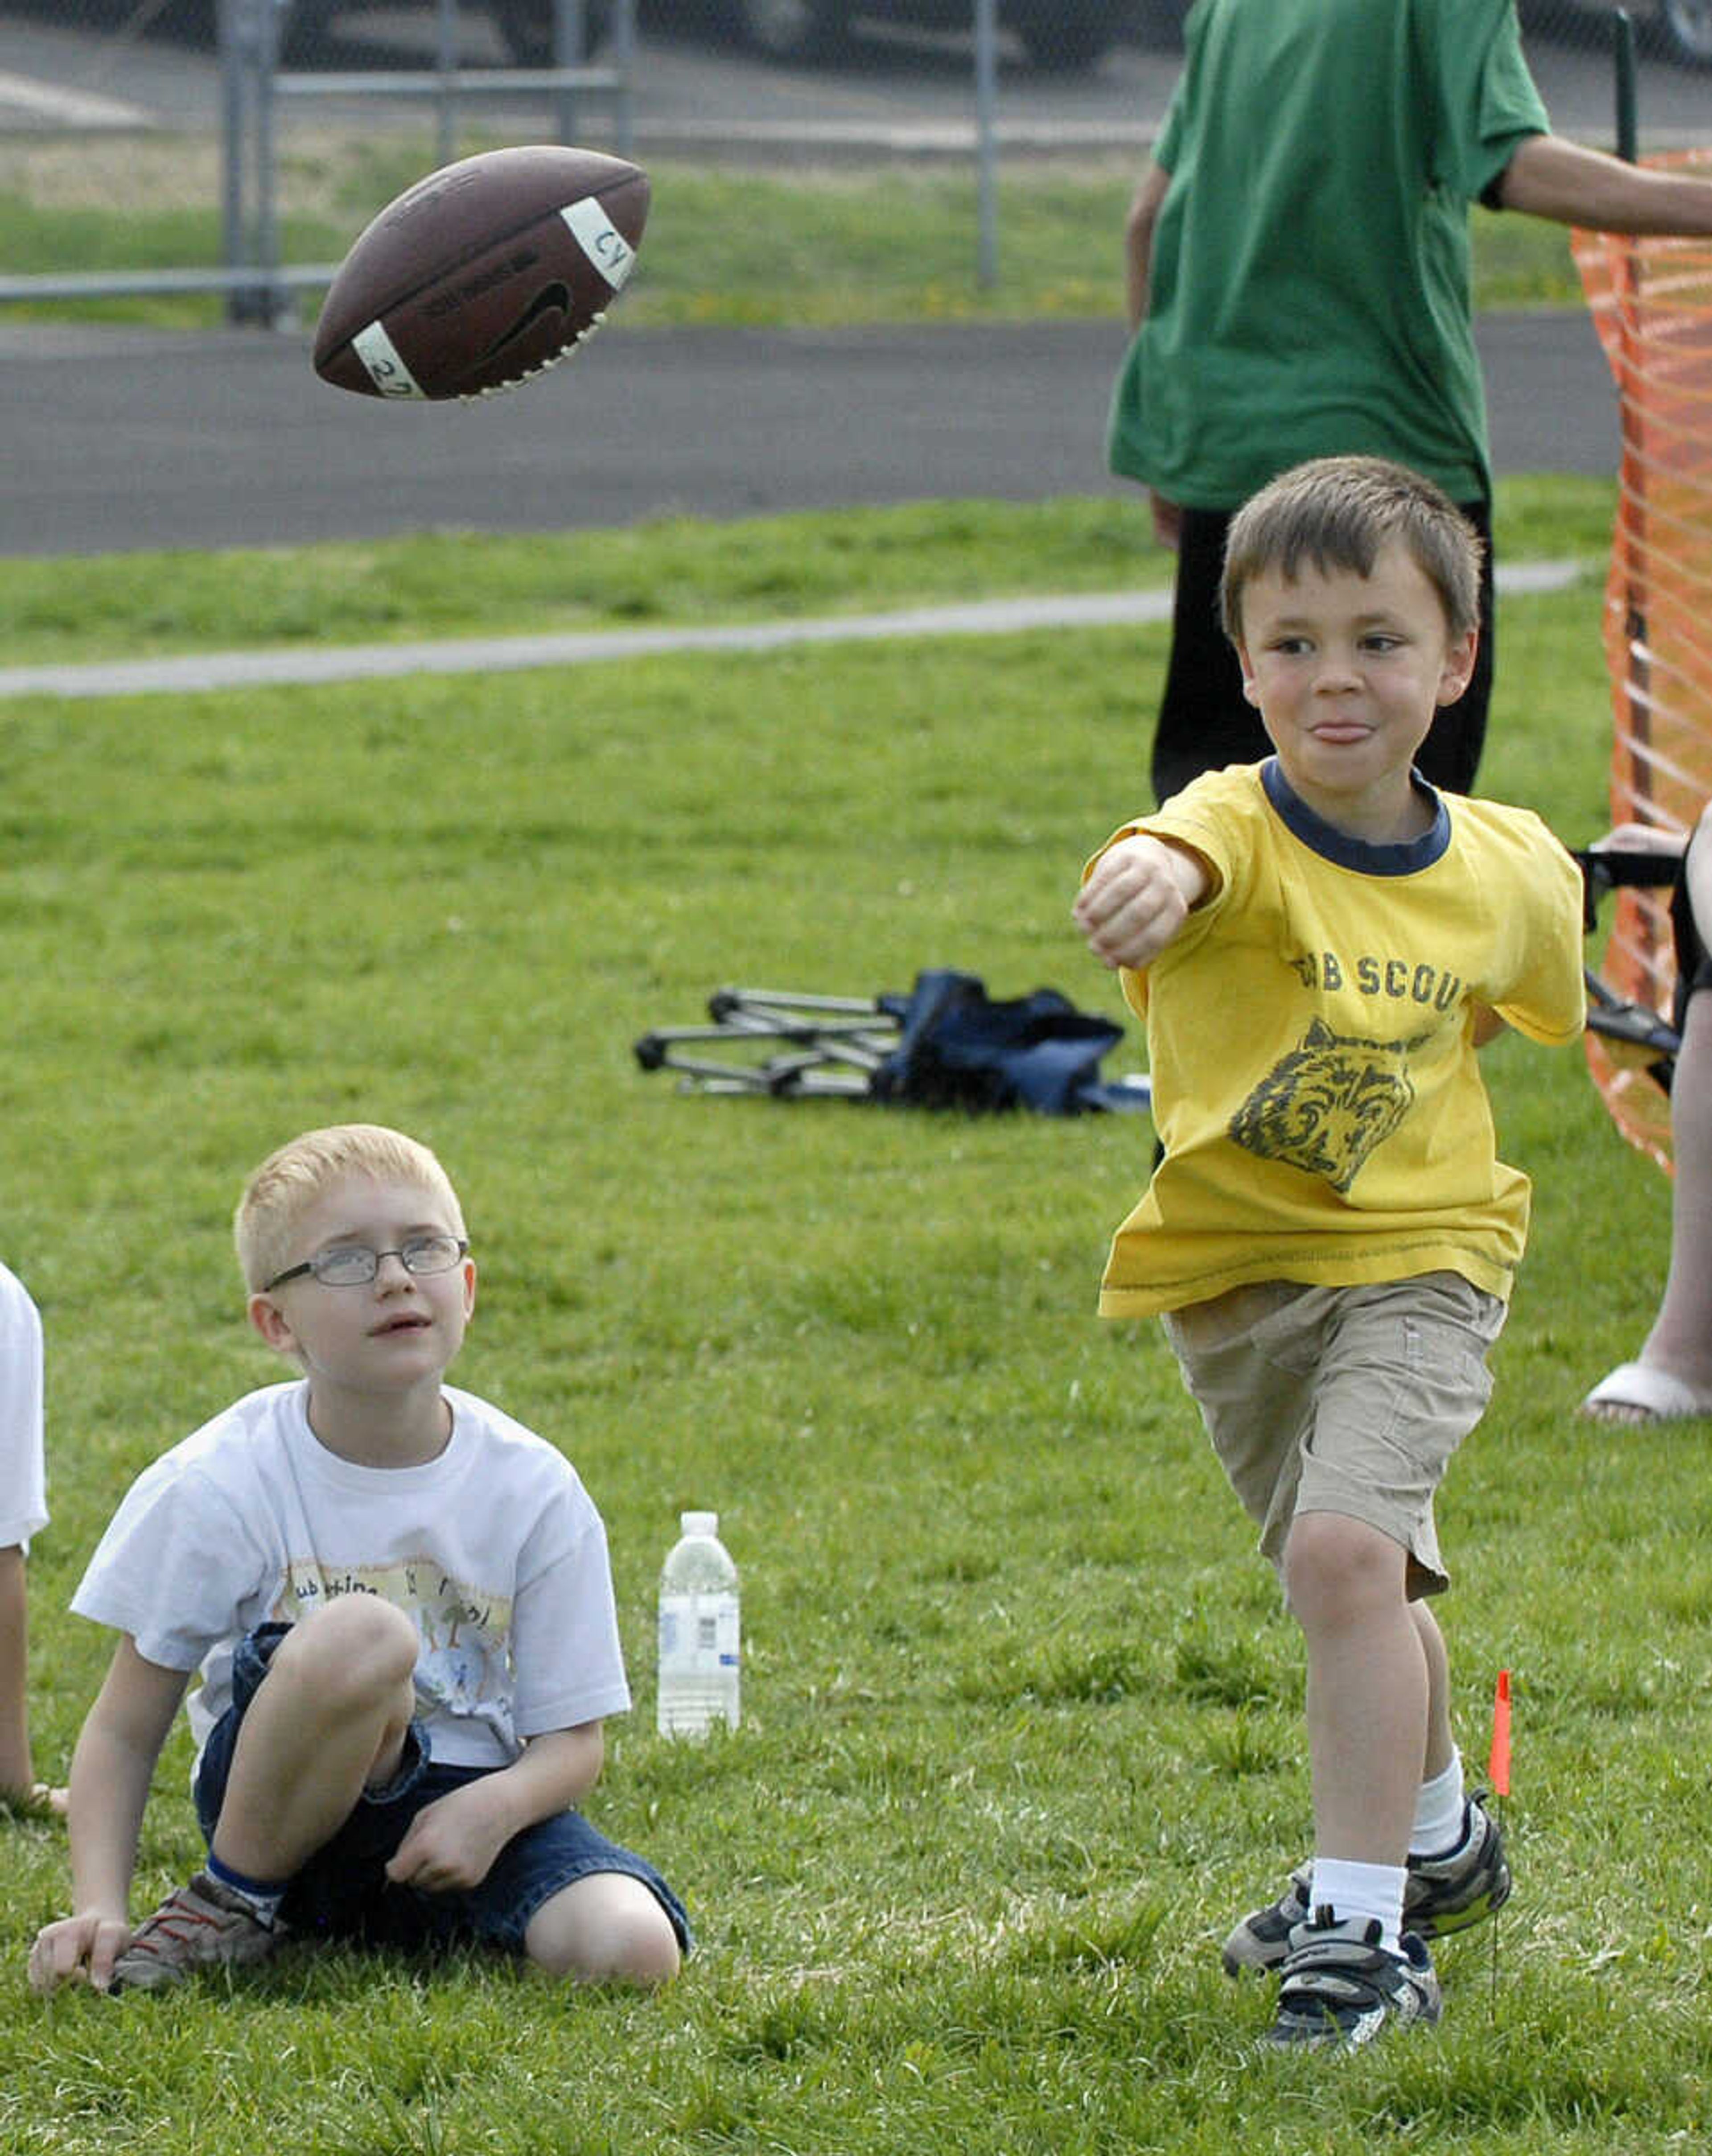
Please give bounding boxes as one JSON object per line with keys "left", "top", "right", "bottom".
{"left": 235, "top": 1123, "right": 466, "bottom": 1292}
{"left": 1220, "top": 455, "right": 1483, "bottom": 647}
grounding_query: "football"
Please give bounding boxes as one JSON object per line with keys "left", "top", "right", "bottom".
{"left": 312, "top": 144, "right": 650, "bottom": 402}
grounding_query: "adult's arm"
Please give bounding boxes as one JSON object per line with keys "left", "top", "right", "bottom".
{"left": 1121, "top": 159, "right": 1179, "bottom": 544}
{"left": 1499, "top": 133, "right": 1712, "bottom": 237}
{"left": 1122, "top": 158, "right": 1172, "bottom": 333}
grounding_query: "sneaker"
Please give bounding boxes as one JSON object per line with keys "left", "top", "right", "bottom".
{"left": 1221, "top": 1792, "right": 1510, "bottom": 1977}
{"left": 109, "top": 1870, "right": 283, "bottom": 1994}
{"left": 1264, "top": 1911, "right": 1442, "bottom": 2049}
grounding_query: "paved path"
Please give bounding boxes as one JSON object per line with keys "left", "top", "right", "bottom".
{"left": 0, "top": 310, "right": 1618, "bottom": 559}
{"left": 0, "top": 561, "right": 1584, "bottom": 702}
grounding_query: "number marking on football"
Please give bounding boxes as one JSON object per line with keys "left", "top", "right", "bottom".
{"left": 352, "top": 321, "right": 427, "bottom": 400}
{"left": 560, "top": 200, "right": 636, "bottom": 290}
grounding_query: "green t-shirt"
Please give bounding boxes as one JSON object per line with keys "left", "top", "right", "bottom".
{"left": 1107, "top": 0, "right": 1549, "bottom": 509}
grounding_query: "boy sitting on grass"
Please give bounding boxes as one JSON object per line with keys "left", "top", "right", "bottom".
{"left": 1074, "top": 456, "right": 1585, "bottom": 2048}
{"left": 29, "top": 1123, "right": 686, "bottom": 1997}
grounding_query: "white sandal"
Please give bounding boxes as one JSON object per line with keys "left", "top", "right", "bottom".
{"left": 1580, "top": 1361, "right": 1712, "bottom": 1424}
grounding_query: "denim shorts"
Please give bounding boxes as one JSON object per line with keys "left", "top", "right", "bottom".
{"left": 193, "top": 1624, "right": 691, "bottom": 1957}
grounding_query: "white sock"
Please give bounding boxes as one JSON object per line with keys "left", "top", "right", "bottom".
{"left": 1307, "top": 1857, "right": 1406, "bottom": 1955}
{"left": 1410, "top": 1751, "right": 1466, "bottom": 1861}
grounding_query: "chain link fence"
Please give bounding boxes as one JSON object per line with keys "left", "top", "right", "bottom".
{"left": 1530, "top": 0, "right": 1712, "bottom": 66}
{"left": 0, "top": 1, "right": 1702, "bottom": 318}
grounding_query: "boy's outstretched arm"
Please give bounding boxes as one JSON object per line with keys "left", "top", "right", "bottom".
{"left": 29, "top": 1637, "right": 187, "bottom": 1995}
{"left": 1075, "top": 834, "right": 1210, "bottom": 973}
{"left": 383, "top": 1722, "right": 605, "bottom": 1896}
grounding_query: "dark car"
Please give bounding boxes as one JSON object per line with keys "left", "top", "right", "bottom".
{"left": 214, "top": 0, "right": 1172, "bottom": 70}
{"left": 495, "top": 0, "right": 1161, "bottom": 70}
{"left": 261, "top": 0, "right": 561, "bottom": 62}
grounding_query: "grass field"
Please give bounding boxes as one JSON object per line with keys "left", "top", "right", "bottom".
{"left": 0, "top": 479, "right": 1622, "bottom": 668}
{"left": 3, "top": 479, "right": 1710, "bottom": 2152}
{"left": 0, "top": 136, "right": 1588, "bottom": 328}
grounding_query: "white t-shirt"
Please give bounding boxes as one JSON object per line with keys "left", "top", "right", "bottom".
{"left": 0, "top": 1263, "right": 47, "bottom": 1554}
{"left": 72, "top": 1381, "right": 631, "bottom": 1770}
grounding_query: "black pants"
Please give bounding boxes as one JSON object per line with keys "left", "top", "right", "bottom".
{"left": 1150, "top": 500, "right": 1497, "bottom": 808}
{"left": 1674, "top": 815, "right": 1711, "bottom": 1031}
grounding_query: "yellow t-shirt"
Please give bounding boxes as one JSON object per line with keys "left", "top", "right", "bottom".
{"left": 1094, "top": 763, "right": 1587, "bottom": 1317}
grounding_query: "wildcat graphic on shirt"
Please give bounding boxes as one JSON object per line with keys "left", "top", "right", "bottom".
{"left": 1229, "top": 1017, "right": 1436, "bottom": 1192}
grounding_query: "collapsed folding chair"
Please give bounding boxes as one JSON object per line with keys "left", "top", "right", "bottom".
{"left": 634, "top": 988, "right": 890, "bottom": 1100}
{"left": 634, "top": 969, "right": 1152, "bottom": 1116}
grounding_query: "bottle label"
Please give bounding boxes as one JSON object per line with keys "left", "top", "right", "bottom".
{"left": 658, "top": 1591, "right": 739, "bottom": 1671}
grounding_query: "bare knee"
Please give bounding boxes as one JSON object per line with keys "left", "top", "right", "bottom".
{"left": 523, "top": 1872, "right": 682, "bottom": 1988}
{"left": 270, "top": 1595, "right": 419, "bottom": 1714}
{"left": 1283, "top": 1511, "right": 1406, "bottom": 1634}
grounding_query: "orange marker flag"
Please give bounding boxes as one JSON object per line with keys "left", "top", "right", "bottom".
{"left": 1488, "top": 1669, "right": 1512, "bottom": 1798}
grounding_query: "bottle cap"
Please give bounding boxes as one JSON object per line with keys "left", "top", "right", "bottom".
{"left": 681, "top": 1509, "right": 718, "bottom": 1537}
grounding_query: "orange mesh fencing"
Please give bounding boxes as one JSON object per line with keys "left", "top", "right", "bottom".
{"left": 1572, "top": 152, "right": 1712, "bottom": 1176}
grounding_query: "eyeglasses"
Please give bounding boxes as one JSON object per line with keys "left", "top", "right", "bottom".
{"left": 263, "top": 1234, "right": 469, "bottom": 1292}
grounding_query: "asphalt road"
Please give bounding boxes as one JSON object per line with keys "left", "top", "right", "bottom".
{"left": 0, "top": 308, "right": 1621, "bottom": 558}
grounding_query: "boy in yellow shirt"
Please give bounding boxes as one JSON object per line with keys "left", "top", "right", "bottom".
{"left": 1075, "top": 456, "right": 1584, "bottom": 2047}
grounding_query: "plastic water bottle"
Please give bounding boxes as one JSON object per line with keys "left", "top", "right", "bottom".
{"left": 657, "top": 1510, "right": 741, "bottom": 1737}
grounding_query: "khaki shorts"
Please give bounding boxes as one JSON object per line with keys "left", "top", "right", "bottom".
{"left": 1160, "top": 1272, "right": 1505, "bottom": 1599}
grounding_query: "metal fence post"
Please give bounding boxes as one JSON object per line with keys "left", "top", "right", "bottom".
{"left": 255, "top": 0, "right": 288, "bottom": 325}
{"left": 222, "top": 0, "right": 281, "bottom": 324}
{"left": 974, "top": 0, "right": 999, "bottom": 290}
{"left": 612, "top": 0, "right": 635, "bottom": 160}
{"left": 219, "top": 0, "right": 251, "bottom": 324}
{"left": 1615, "top": 5, "right": 1638, "bottom": 160}
{"left": 435, "top": 0, "right": 461, "bottom": 166}
{"left": 554, "top": 0, "right": 588, "bottom": 144}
